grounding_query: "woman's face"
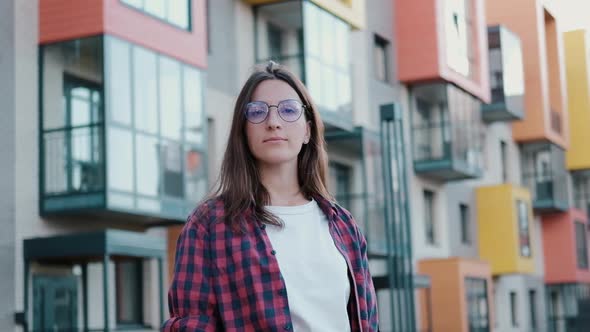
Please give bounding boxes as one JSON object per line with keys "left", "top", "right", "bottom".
{"left": 245, "top": 79, "right": 311, "bottom": 167}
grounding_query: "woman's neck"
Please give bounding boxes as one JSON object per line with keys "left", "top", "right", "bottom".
{"left": 259, "top": 162, "right": 308, "bottom": 206}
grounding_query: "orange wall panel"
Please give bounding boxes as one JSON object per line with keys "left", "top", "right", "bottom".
{"left": 39, "top": 0, "right": 105, "bottom": 44}
{"left": 396, "top": 0, "right": 490, "bottom": 102}
{"left": 419, "top": 258, "right": 494, "bottom": 332}
{"left": 104, "top": 0, "right": 207, "bottom": 68}
{"left": 39, "top": 0, "right": 207, "bottom": 68}
{"left": 542, "top": 209, "right": 590, "bottom": 284}
{"left": 395, "top": 0, "right": 439, "bottom": 83}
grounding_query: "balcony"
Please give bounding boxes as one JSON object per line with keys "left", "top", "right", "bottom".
{"left": 40, "top": 36, "right": 207, "bottom": 224}
{"left": 254, "top": 1, "right": 353, "bottom": 131}
{"left": 411, "top": 83, "right": 484, "bottom": 181}
{"left": 486, "top": 1, "right": 567, "bottom": 147}
{"left": 482, "top": 25, "right": 525, "bottom": 122}
{"left": 476, "top": 184, "right": 536, "bottom": 275}
{"left": 521, "top": 142, "right": 570, "bottom": 213}
{"left": 542, "top": 209, "right": 590, "bottom": 285}
{"left": 395, "top": 0, "right": 490, "bottom": 102}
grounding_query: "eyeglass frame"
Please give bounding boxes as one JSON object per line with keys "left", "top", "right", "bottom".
{"left": 243, "top": 99, "right": 308, "bottom": 124}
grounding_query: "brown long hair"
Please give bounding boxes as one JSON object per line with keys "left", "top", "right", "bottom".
{"left": 212, "top": 61, "right": 332, "bottom": 231}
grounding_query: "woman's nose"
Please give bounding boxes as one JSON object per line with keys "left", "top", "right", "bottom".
{"left": 266, "top": 107, "right": 282, "bottom": 129}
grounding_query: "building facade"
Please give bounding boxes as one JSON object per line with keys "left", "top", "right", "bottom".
{"left": 1, "top": 0, "right": 590, "bottom": 331}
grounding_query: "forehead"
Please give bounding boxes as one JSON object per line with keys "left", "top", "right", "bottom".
{"left": 250, "top": 79, "right": 301, "bottom": 104}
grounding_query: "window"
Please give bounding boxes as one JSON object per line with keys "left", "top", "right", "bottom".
{"left": 529, "top": 289, "right": 537, "bottom": 329}
{"left": 576, "top": 221, "right": 589, "bottom": 269}
{"left": 267, "top": 23, "right": 283, "bottom": 60}
{"left": 121, "top": 0, "right": 191, "bottom": 30}
{"left": 516, "top": 200, "right": 531, "bottom": 257}
{"left": 465, "top": 278, "right": 489, "bottom": 332}
{"left": 424, "top": 190, "right": 436, "bottom": 245}
{"left": 330, "top": 163, "right": 352, "bottom": 209}
{"left": 510, "top": 291, "right": 518, "bottom": 327}
{"left": 460, "top": 203, "right": 470, "bottom": 244}
{"left": 374, "top": 34, "right": 389, "bottom": 82}
{"left": 500, "top": 141, "right": 508, "bottom": 182}
{"left": 115, "top": 258, "right": 143, "bottom": 326}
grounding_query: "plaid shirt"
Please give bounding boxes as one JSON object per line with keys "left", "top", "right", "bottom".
{"left": 162, "top": 195, "right": 379, "bottom": 332}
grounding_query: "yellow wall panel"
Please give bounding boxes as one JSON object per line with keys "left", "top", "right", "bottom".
{"left": 477, "top": 185, "right": 535, "bottom": 275}
{"left": 565, "top": 30, "right": 590, "bottom": 170}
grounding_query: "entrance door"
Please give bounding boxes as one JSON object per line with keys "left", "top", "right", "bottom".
{"left": 33, "top": 275, "right": 78, "bottom": 332}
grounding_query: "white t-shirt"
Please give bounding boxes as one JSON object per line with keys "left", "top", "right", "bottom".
{"left": 265, "top": 199, "right": 351, "bottom": 332}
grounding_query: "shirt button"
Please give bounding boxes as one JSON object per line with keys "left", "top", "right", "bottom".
{"left": 260, "top": 224, "right": 266, "bottom": 230}
{"left": 271, "top": 250, "right": 276, "bottom": 255}
{"left": 278, "top": 289, "right": 285, "bottom": 296}
{"left": 284, "top": 323, "right": 292, "bottom": 330}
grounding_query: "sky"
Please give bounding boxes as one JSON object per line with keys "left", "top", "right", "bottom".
{"left": 545, "top": 0, "right": 590, "bottom": 31}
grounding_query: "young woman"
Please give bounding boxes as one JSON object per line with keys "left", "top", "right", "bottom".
{"left": 163, "top": 62, "right": 378, "bottom": 332}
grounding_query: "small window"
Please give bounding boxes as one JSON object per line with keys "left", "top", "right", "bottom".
{"left": 374, "top": 34, "right": 389, "bottom": 82}
{"left": 460, "top": 204, "right": 470, "bottom": 244}
{"left": 529, "top": 289, "right": 537, "bottom": 329}
{"left": 510, "top": 291, "right": 518, "bottom": 327}
{"left": 121, "top": 0, "right": 191, "bottom": 30}
{"left": 424, "top": 190, "right": 436, "bottom": 245}
{"left": 115, "top": 258, "right": 143, "bottom": 326}
{"left": 575, "top": 221, "right": 589, "bottom": 269}
{"left": 500, "top": 141, "right": 508, "bottom": 182}
{"left": 516, "top": 200, "right": 531, "bottom": 257}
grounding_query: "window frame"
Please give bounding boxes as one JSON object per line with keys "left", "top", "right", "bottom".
{"left": 373, "top": 33, "right": 390, "bottom": 83}
{"left": 510, "top": 291, "right": 519, "bottom": 327}
{"left": 424, "top": 190, "right": 436, "bottom": 245}
{"left": 115, "top": 258, "right": 144, "bottom": 327}
{"left": 575, "top": 221, "right": 589, "bottom": 269}
{"left": 460, "top": 203, "right": 470, "bottom": 244}
{"left": 120, "top": 0, "right": 193, "bottom": 31}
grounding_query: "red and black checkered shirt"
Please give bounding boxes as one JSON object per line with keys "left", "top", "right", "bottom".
{"left": 162, "top": 195, "right": 379, "bottom": 332}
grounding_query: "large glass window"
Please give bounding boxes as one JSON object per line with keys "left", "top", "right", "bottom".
{"left": 412, "top": 83, "right": 483, "bottom": 172}
{"left": 105, "top": 36, "right": 207, "bottom": 214}
{"left": 445, "top": 0, "right": 470, "bottom": 76}
{"left": 121, "top": 0, "right": 191, "bottom": 30}
{"left": 516, "top": 200, "right": 531, "bottom": 257}
{"left": 41, "top": 37, "right": 105, "bottom": 197}
{"left": 465, "top": 278, "right": 489, "bottom": 332}
{"left": 521, "top": 143, "right": 569, "bottom": 209}
{"left": 575, "top": 221, "right": 589, "bottom": 269}
{"left": 255, "top": 1, "right": 352, "bottom": 122}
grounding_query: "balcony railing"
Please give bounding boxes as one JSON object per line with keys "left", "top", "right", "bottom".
{"left": 522, "top": 171, "right": 569, "bottom": 212}
{"left": 413, "top": 120, "right": 484, "bottom": 181}
{"left": 43, "top": 124, "right": 105, "bottom": 197}
{"left": 334, "top": 193, "right": 389, "bottom": 255}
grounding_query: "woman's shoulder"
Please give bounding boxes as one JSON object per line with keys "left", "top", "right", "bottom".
{"left": 186, "top": 196, "right": 227, "bottom": 230}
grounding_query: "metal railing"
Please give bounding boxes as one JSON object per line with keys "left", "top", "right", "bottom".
{"left": 43, "top": 124, "right": 104, "bottom": 196}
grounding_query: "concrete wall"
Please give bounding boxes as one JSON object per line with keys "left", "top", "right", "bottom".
{"left": 494, "top": 275, "right": 548, "bottom": 332}
{"left": 0, "top": 0, "right": 17, "bottom": 330}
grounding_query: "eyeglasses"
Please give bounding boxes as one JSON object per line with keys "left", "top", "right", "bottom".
{"left": 244, "top": 99, "right": 306, "bottom": 124}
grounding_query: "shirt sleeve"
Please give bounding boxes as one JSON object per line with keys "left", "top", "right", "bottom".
{"left": 358, "top": 227, "right": 380, "bottom": 331}
{"left": 161, "top": 216, "right": 220, "bottom": 332}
